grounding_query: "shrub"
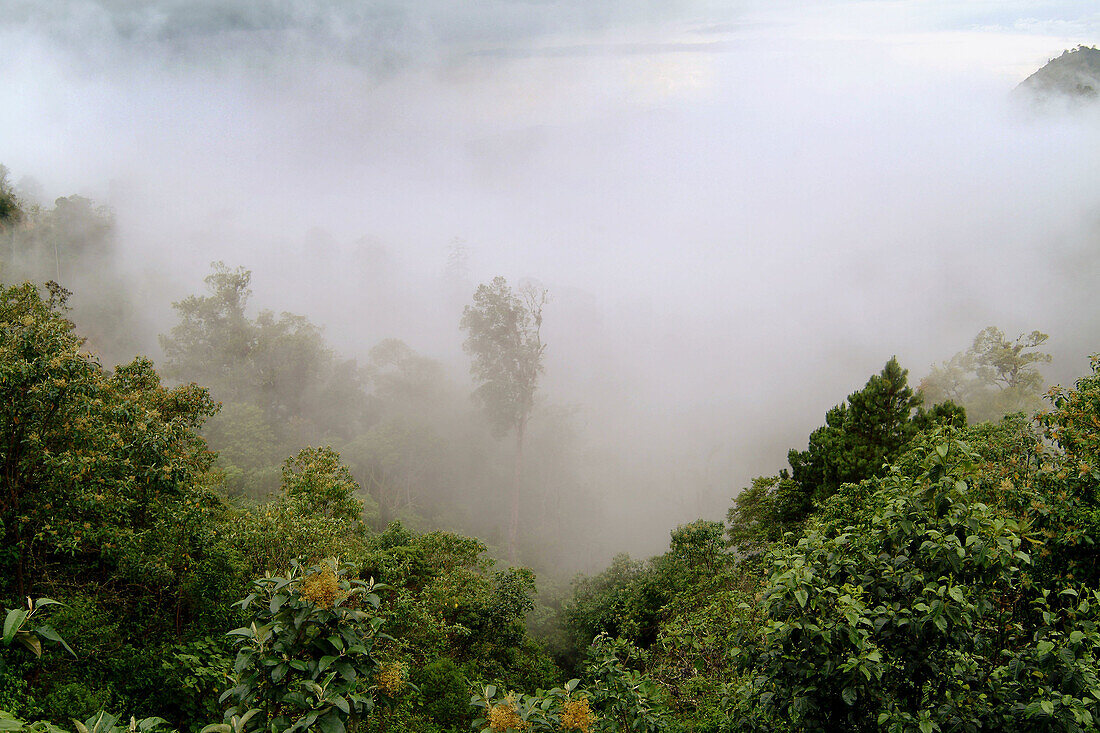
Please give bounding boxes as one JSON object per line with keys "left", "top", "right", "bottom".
{"left": 212, "top": 558, "right": 395, "bottom": 733}
{"left": 413, "top": 657, "right": 469, "bottom": 731}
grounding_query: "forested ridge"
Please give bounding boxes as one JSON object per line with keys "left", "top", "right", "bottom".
{"left": 3, "top": 173, "right": 1100, "bottom": 733}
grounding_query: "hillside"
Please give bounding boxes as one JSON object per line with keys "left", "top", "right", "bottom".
{"left": 1016, "top": 44, "right": 1100, "bottom": 102}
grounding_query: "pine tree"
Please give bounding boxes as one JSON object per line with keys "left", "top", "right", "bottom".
{"left": 789, "top": 357, "right": 921, "bottom": 502}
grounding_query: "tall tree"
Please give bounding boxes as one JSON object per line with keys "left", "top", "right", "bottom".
{"left": 920, "top": 326, "right": 1051, "bottom": 423}
{"left": 159, "top": 263, "right": 369, "bottom": 498}
{"left": 0, "top": 165, "right": 22, "bottom": 230}
{"left": 788, "top": 357, "right": 924, "bottom": 503}
{"left": 729, "top": 358, "right": 965, "bottom": 552}
{"left": 0, "top": 281, "right": 216, "bottom": 597}
{"left": 970, "top": 327, "right": 1050, "bottom": 391}
{"left": 159, "top": 261, "right": 255, "bottom": 397}
{"left": 460, "top": 277, "right": 547, "bottom": 560}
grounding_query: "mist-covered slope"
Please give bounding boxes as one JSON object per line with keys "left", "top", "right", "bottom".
{"left": 1016, "top": 45, "right": 1100, "bottom": 102}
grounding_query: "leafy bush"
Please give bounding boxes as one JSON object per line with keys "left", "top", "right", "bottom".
{"left": 470, "top": 679, "right": 593, "bottom": 733}
{"left": 469, "top": 637, "right": 675, "bottom": 733}
{"left": 160, "top": 637, "right": 235, "bottom": 731}
{"left": 413, "top": 657, "right": 471, "bottom": 731}
{"left": 41, "top": 684, "right": 110, "bottom": 726}
{"left": 0, "top": 709, "right": 171, "bottom": 733}
{"left": 213, "top": 558, "right": 397, "bottom": 733}
{"left": 584, "top": 635, "right": 674, "bottom": 733}
{"left": 733, "top": 435, "right": 1100, "bottom": 732}
{"left": 0, "top": 657, "right": 40, "bottom": 718}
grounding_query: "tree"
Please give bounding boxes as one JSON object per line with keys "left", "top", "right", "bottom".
{"left": 460, "top": 277, "right": 547, "bottom": 560}
{"left": 788, "top": 358, "right": 922, "bottom": 501}
{"left": 920, "top": 326, "right": 1051, "bottom": 423}
{"left": 971, "top": 327, "right": 1050, "bottom": 390}
{"left": 729, "top": 358, "right": 963, "bottom": 551}
{"left": 0, "top": 165, "right": 22, "bottom": 230}
{"left": 160, "top": 263, "right": 370, "bottom": 499}
{"left": 0, "top": 185, "right": 148, "bottom": 367}
{"left": 725, "top": 473, "right": 808, "bottom": 555}
{"left": 734, "top": 434, "right": 1100, "bottom": 733}
{"left": 159, "top": 262, "right": 255, "bottom": 398}
{"left": 0, "top": 281, "right": 216, "bottom": 597}
{"left": 279, "top": 446, "right": 365, "bottom": 526}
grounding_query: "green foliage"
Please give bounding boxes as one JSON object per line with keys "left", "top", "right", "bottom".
{"left": 730, "top": 357, "right": 962, "bottom": 552}
{"left": 459, "top": 278, "right": 546, "bottom": 439}
{"left": 216, "top": 559, "right": 396, "bottom": 733}
{"left": 40, "top": 684, "right": 110, "bottom": 725}
{"left": 160, "top": 264, "right": 369, "bottom": 501}
{"left": 160, "top": 637, "right": 235, "bottom": 731}
{"left": 564, "top": 522, "right": 740, "bottom": 669}
{"left": 971, "top": 327, "right": 1051, "bottom": 391}
{"left": 220, "top": 448, "right": 371, "bottom": 579}
{"left": 158, "top": 264, "right": 256, "bottom": 399}
{"left": 0, "top": 598, "right": 71, "bottom": 721}
{"left": 1040, "top": 353, "right": 1100, "bottom": 472}
{"left": 343, "top": 420, "right": 442, "bottom": 530}
{"left": 200, "top": 403, "right": 281, "bottom": 498}
{"left": 0, "top": 278, "right": 239, "bottom": 723}
{"left": 667, "top": 521, "right": 727, "bottom": 579}
{"left": 366, "top": 339, "right": 450, "bottom": 420}
{"left": 1034, "top": 354, "right": 1100, "bottom": 586}
{"left": 0, "top": 709, "right": 172, "bottom": 733}
{"left": 279, "top": 447, "right": 365, "bottom": 527}
{"left": 921, "top": 326, "right": 1052, "bottom": 423}
{"left": 734, "top": 435, "right": 1100, "bottom": 732}
{"left": 725, "top": 475, "right": 808, "bottom": 556}
{"left": 470, "top": 678, "right": 594, "bottom": 733}
{"left": 563, "top": 555, "right": 658, "bottom": 654}
{"left": 0, "top": 165, "right": 22, "bottom": 229}
{"left": 413, "top": 657, "right": 469, "bottom": 731}
{"left": 222, "top": 497, "right": 365, "bottom": 581}
{"left": 0, "top": 280, "right": 216, "bottom": 597}
{"left": 0, "top": 657, "right": 39, "bottom": 718}
{"left": 5, "top": 246, "right": 1097, "bottom": 733}
{"left": 646, "top": 557, "right": 764, "bottom": 729}
{"left": 72, "top": 712, "right": 171, "bottom": 733}
{"left": 460, "top": 277, "right": 548, "bottom": 561}
{"left": 0, "top": 185, "right": 149, "bottom": 366}
{"left": 788, "top": 357, "right": 923, "bottom": 502}
{"left": 356, "top": 523, "right": 558, "bottom": 693}
{"left": 3, "top": 598, "right": 73, "bottom": 660}
{"left": 468, "top": 639, "right": 674, "bottom": 733}
{"left": 584, "top": 635, "right": 674, "bottom": 733}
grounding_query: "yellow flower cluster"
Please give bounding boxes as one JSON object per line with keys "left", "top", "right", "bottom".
{"left": 488, "top": 696, "right": 527, "bottom": 732}
{"left": 300, "top": 566, "right": 341, "bottom": 608}
{"left": 376, "top": 661, "right": 406, "bottom": 695}
{"left": 560, "top": 698, "right": 595, "bottom": 732}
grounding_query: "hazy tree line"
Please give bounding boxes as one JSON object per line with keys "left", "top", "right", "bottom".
{"left": 0, "top": 168, "right": 597, "bottom": 570}
{"left": 5, "top": 170, "right": 1099, "bottom": 732}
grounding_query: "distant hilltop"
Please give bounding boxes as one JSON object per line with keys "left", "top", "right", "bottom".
{"left": 1015, "top": 45, "right": 1100, "bottom": 103}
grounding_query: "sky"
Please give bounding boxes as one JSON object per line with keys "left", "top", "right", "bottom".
{"left": 2, "top": 0, "right": 1099, "bottom": 557}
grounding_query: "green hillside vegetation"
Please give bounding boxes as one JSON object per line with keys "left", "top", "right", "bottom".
{"left": 3, "top": 178, "right": 1100, "bottom": 732}
{"left": 1016, "top": 45, "right": 1100, "bottom": 103}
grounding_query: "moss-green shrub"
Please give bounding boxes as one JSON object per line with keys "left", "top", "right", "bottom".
{"left": 42, "top": 683, "right": 110, "bottom": 724}
{"left": 413, "top": 657, "right": 469, "bottom": 731}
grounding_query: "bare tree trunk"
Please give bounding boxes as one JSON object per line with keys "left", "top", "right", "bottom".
{"left": 509, "top": 418, "right": 525, "bottom": 563}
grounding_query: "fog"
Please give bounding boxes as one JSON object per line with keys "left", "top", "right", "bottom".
{"left": 2, "top": 0, "right": 1099, "bottom": 569}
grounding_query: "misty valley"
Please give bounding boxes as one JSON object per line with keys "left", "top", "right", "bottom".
{"left": 3, "top": 5, "right": 1100, "bottom": 733}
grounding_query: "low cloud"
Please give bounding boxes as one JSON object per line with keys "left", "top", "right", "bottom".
{"left": 2, "top": 0, "right": 1098, "bottom": 563}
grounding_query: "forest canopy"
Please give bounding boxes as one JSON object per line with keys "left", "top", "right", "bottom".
{"left": 2, "top": 262, "right": 1096, "bottom": 731}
